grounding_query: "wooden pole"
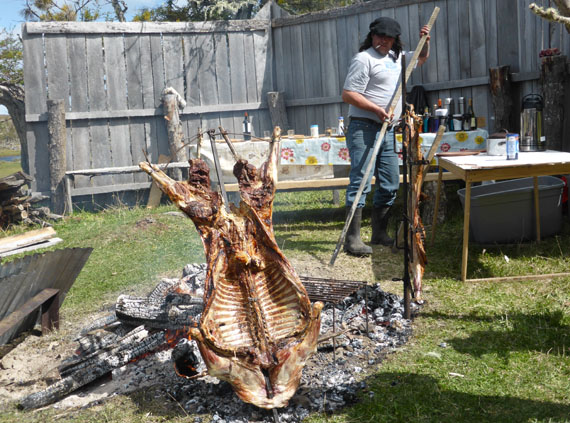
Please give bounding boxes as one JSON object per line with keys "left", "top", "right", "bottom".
{"left": 267, "top": 91, "right": 289, "bottom": 131}
{"left": 47, "top": 99, "right": 67, "bottom": 215}
{"left": 540, "top": 54, "right": 567, "bottom": 151}
{"left": 489, "top": 66, "right": 515, "bottom": 132}
{"left": 330, "top": 7, "right": 440, "bottom": 266}
{"left": 162, "top": 89, "right": 188, "bottom": 180}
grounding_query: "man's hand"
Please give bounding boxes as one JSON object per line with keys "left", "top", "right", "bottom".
{"left": 420, "top": 25, "right": 431, "bottom": 40}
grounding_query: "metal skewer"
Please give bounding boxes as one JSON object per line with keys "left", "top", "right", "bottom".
{"left": 207, "top": 129, "right": 230, "bottom": 211}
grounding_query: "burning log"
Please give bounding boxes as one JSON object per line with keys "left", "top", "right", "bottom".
{"left": 139, "top": 127, "right": 323, "bottom": 409}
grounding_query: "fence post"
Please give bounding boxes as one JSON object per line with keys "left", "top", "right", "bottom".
{"left": 489, "top": 66, "right": 515, "bottom": 132}
{"left": 162, "top": 88, "right": 188, "bottom": 181}
{"left": 47, "top": 99, "right": 67, "bottom": 215}
{"left": 267, "top": 92, "right": 289, "bottom": 131}
{"left": 540, "top": 54, "right": 567, "bottom": 152}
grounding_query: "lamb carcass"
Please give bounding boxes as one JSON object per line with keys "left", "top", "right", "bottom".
{"left": 139, "top": 132, "right": 323, "bottom": 409}
{"left": 402, "top": 111, "right": 427, "bottom": 301}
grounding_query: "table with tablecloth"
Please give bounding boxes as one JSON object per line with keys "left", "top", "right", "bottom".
{"left": 279, "top": 129, "right": 488, "bottom": 166}
{"left": 190, "top": 129, "right": 488, "bottom": 185}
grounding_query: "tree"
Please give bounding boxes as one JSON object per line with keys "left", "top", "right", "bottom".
{"left": 0, "top": 29, "right": 26, "bottom": 170}
{"left": 132, "top": 0, "right": 354, "bottom": 22}
{"left": 22, "top": 0, "right": 128, "bottom": 22}
{"left": 133, "top": 0, "right": 259, "bottom": 22}
{"left": 530, "top": 0, "right": 570, "bottom": 33}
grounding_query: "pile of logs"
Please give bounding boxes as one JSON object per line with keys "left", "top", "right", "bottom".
{"left": 0, "top": 171, "right": 61, "bottom": 228}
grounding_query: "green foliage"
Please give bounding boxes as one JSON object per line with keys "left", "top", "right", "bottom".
{"left": 131, "top": 0, "right": 356, "bottom": 22}
{"left": 276, "top": 0, "right": 355, "bottom": 15}
{"left": 0, "top": 29, "right": 23, "bottom": 85}
{"left": 133, "top": 0, "right": 258, "bottom": 22}
{"left": 22, "top": 0, "right": 107, "bottom": 22}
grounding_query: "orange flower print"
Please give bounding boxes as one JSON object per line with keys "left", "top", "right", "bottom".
{"left": 305, "top": 156, "right": 318, "bottom": 165}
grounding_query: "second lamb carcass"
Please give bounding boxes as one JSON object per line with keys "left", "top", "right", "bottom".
{"left": 402, "top": 111, "right": 427, "bottom": 301}
{"left": 139, "top": 132, "right": 323, "bottom": 409}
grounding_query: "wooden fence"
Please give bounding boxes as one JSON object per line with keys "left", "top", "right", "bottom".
{"left": 22, "top": 0, "right": 570, "bottom": 205}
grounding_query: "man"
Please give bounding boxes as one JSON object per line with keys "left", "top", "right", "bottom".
{"left": 342, "top": 17, "right": 431, "bottom": 255}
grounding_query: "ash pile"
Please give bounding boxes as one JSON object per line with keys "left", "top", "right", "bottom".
{"left": 20, "top": 263, "right": 419, "bottom": 422}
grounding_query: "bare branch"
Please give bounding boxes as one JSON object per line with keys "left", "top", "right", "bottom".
{"left": 530, "top": 3, "right": 570, "bottom": 33}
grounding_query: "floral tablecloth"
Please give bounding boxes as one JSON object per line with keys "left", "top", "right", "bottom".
{"left": 280, "top": 137, "right": 350, "bottom": 165}
{"left": 398, "top": 128, "right": 488, "bottom": 165}
{"left": 190, "top": 129, "right": 489, "bottom": 184}
{"left": 279, "top": 129, "right": 488, "bottom": 166}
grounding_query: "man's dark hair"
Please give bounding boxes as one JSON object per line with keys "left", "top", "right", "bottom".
{"left": 359, "top": 32, "right": 403, "bottom": 58}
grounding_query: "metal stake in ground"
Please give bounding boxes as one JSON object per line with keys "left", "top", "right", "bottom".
{"left": 330, "top": 6, "right": 440, "bottom": 266}
{"left": 207, "top": 129, "right": 230, "bottom": 212}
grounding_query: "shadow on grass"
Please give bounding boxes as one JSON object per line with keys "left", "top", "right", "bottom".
{"left": 342, "top": 371, "right": 570, "bottom": 423}
{"left": 421, "top": 310, "right": 569, "bottom": 359}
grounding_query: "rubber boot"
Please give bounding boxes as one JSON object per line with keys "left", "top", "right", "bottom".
{"left": 343, "top": 207, "right": 372, "bottom": 256}
{"left": 371, "top": 206, "right": 394, "bottom": 246}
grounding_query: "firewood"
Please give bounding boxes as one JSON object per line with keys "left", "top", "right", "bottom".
{"left": 19, "top": 329, "right": 168, "bottom": 410}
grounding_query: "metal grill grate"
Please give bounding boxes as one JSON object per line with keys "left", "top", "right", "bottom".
{"left": 300, "top": 276, "right": 367, "bottom": 304}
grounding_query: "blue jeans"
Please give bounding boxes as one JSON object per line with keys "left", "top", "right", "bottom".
{"left": 345, "top": 119, "right": 399, "bottom": 208}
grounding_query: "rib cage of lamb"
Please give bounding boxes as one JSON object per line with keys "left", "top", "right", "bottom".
{"left": 139, "top": 128, "right": 323, "bottom": 409}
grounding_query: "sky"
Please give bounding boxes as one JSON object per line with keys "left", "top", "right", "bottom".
{"left": 0, "top": 0, "right": 164, "bottom": 115}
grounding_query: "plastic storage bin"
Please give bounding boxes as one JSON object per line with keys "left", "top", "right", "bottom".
{"left": 457, "top": 176, "right": 564, "bottom": 244}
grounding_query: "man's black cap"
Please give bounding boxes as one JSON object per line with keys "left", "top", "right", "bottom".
{"left": 369, "top": 17, "right": 401, "bottom": 38}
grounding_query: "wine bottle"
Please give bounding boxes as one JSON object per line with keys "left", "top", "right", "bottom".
{"left": 468, "top": 98, "right": 477, "bottom": 130}
{"left": 423, "top": 107, "right": 429, "bottom": 133}
{"left": 243, "top": 112, "right": 251, "bottom": 140}
{"left": 461, "top": 98, "right": 471, "bottom": 131}
{"left": 429, "top": 103, "right": 438, "bottom": 132}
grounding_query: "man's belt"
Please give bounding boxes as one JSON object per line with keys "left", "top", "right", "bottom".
{"left": 349, "top": 116, "right": 392, "bottom": 130}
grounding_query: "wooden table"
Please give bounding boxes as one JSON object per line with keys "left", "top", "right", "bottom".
{"left": 432, "top": 151, "right": 570, "bottom": 281}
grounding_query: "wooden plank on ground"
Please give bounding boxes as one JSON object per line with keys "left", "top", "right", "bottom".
{"left": 0, "top": 227, "right": 56, "bottom": 255}
{"left": 0, "top": 238, "right": 63, "bottom": 259}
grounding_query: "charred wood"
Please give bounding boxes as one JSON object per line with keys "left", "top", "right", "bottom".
{"left": 115, "top": 295, "right": 202, "bottom": 330}
{"left": 20, "top": 330, "right": 167, "bottom": 410}
{"left": 58, "top": 325, "right": 148, "bottom": 377}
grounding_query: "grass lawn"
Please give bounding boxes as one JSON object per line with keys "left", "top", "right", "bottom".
{"left": 0, "top": 148, "right": 21, "bottom": 178}
{"left": 0, "top": 187, "right": 568, "bottom": 422}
